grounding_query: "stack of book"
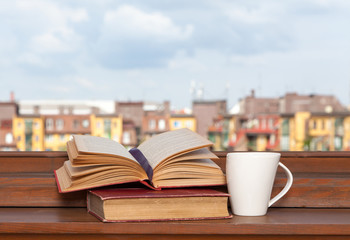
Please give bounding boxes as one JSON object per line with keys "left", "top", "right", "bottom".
{"left": 55, "top": 128, "right": 231, "bottom": 222}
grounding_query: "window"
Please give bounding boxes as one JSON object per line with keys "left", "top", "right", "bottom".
{"left": 96, "top": 121, "right": 101, "bottom": 129}
{"left": 281, "top": 136, "right": 290, "bottom": 151}
{"left": 60, "top": 134, "right": 65, "bottom": 141}
{"left": 158, "top": 119, "right": 166, "bottom": 130}
{"left": 231, "top": 133, "right": 237, "bottom": 143}
{"left": 185, "top": 120, "right": 193, "bottom": 129}
{"left": 34, "top": 122, "right": 40, "bottom": 129}
{"left": 173, "top": 120, "right": 180, "bottom": 128}
{"left": 149, "top": 119, "right": 156, "bottom": 130}
{"left": 321, "top": 119, "right": 325, "bottom": 130}
{"left": 56, "top": 119, "right": 64, "bottom": 130}
{"left": 82, "top": 119, "right": 89, "bottom": 128}
{"left": 25, "top": 120, "right": 33, "bottom": 132}
{"left": 268, "top": 119, "right": 274, "bottom": 129}
{"left": 261, "top": 119, "right": 267, "bottom": 129}
{"left": 46, "top": 119, "right": 54, "bottom": 130}
{"left": 17, "top": 136, "right": 21, "bottom": 142}
{"left": 253, "top": 119, "right": 259, "bottom": 128}
{"left": 73, "top": 120, "right": 79, "bottom": 129}
{"left": 45, "top": 134, "right": 53, "bottom": 142}
{"left": 334, "top": 137, "right": 342, "bottom": 150}
{"left": 5, "top": 133, "right": 13, "bottom": 144}
{"left": 123, "top": 132, "right": 131, "bottom": 144}
{"left": 104, "top": 119, "right": 111, "bottom": 131}
{"left": 269, "top": 134, "right": 276, "bottom": 145}
{"left": 328, "top": 120, "right": 332, "bottom": 130}
{"left": 35, "top": 135, "right": 39, "bottom": 142}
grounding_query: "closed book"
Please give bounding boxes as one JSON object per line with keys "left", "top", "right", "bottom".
{"left": 87, "top": 188, "right": 231, "bottom": 222}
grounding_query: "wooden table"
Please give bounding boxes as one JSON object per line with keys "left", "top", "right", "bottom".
{"left": 1, "top": 208, "right": 350, "bottom": 239}
{"left": 1, "top": 151, "right": 350, "bottom": 239}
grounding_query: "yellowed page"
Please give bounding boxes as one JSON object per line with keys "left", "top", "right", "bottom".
{"left": 137, "top": 128, "right": 213, "bottom": 169}
{"left": 73, "top": 135, "right": 137, "bottom": 163}
{"left": 155, "top": 148, "right": 218, "bottom": 169}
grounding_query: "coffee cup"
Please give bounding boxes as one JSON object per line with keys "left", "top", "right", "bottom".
{"left": 226, "top": 152, "right": 293, "bottom": 216}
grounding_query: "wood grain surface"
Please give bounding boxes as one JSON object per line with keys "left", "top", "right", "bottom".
{"left": 1, "top": 151, "right": 350, "bottom": 208}
{"left": 1, "top": 151, "right": 350, "bottom": 239}
{"left": 1, "top": 208, "right": 350, "bottom": 236}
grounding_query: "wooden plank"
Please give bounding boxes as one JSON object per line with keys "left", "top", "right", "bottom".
{"left": 214, "top": 151, "right": 350, "bottom": 173}
{"left": 1, "top": 172, "right": 349, "bottom": 208}
{"left": 272, "top": 173, "right": 350, "bottom": 208}
{"left": 0, "top": 152, "right": 67, "bottom": 173}
{"left": 0, "top": 208, "right": 350, "bottom": 236}
{"left": 2, "top": 151, "right": 350, "bottom": 173}
{"left": 1, "top": 234, "right": 349, "bottom": 240}
{"left": 0, "top": 173, "right": 86, "bottom": 207}
{"left": 1, "top": 151, "right": 350, "bottom": 207}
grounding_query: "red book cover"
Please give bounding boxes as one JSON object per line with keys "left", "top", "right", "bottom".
{"left": 87, "top": 188, "right": 232, "bottom": 222}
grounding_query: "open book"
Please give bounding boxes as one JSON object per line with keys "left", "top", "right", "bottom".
{"left": 54, "top": 128, "right": 226, "bottom": 193}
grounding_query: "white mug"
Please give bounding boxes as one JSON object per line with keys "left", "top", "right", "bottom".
{"left": 226, "top": 152, "right": 293, "bottom": 216}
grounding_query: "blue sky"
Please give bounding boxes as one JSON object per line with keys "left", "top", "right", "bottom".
{"left": 1, "top": 0, "right": 350, "bottom": 109}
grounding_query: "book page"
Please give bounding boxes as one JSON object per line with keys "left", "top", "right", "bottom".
{"left": 137, "top": 128, "right": 213, "bottom": 169}
{"left": 73, "top": 135, "right": 137, "bottom": 162}
{"left": 156, "top": 148, "right": 218, "bottom": 170}
{"left": 171, "top": 148, "right": 218, "bottom": 161}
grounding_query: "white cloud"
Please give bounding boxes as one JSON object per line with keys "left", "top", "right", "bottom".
{"left": 168, "top": 50, "right": 206, "bottom": 71}
{"left": 31, "top": 28, "right": 81, "bottom": 53}
{"left": 14, "top": 0, "right": 87, "bottom": 54}
{"left": 46, "top": 85, "right": 72, "bottom": 94}
{"left": 17, "top": 53, "right": 47, "bottom": 67}
{"left": 229, "top": 54, "right": 267, "bottom": 66}
{"left": 75, "top": 77, "right": 95, "bottom": 89}
{"left": 68, "top": 9, "right": 89, "bottom": 22}
{"left": 225, "top": 6, "right": 273, "bottom": 24}
{"left": 103, "top": 5, "right": 193, "bottom": 41}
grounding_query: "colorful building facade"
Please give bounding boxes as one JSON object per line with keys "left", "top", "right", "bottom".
{"left": 13, "top": 115, "right": 45, "bottom": 151}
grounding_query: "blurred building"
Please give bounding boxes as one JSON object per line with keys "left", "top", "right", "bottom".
{"left": 2, "top": 91, "right": 350, "bottom": 152}
{"left": 169, "top": 114, "right": 196, "bottom": 132}
{"left": 192, "top": 100, "right": 227, "bottom": 138}
{"left": 142, "top": 101, "right": 170, "bottom": 141}
{"left": 91, "top": 114, "right": 122, "bottom": 142}
{"left": 115, "top": 101, "right": 143, "bottom": 146}
{"left": 13, "top": 114, "right": 44, "bottom": 151}
{"left": 0, "top": 96, "right": 18, "bottom": 150}
{"left": 227, "top": 90, "right": 280, "bottom": 151}
{"left": 281, "top": 112, "right": 349, "bottom": 151}
{"left": 279, "top": 92, "right": 346, "bottom": 114}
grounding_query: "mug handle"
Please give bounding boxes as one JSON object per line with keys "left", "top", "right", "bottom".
{"left": 268, "top": 162, "right": 293, "bottom": 207}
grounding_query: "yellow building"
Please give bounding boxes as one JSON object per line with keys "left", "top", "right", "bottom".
{"left": 308, "top": 115, "right": 333, "bottom": 151}
{"left": 13, "top": 115, "right": 45, "bottom": 151}
{"left": 91, "top": 114, "right": 123, "bottom": 143}
{"left": 44, "top": 134, "right": 72, "bottom": 151}
{"left": 169, "top": 114, "right": 196, "bottom": 132}
{"left": 282, "top": 112, "right": 348, "bottom": 151}
{"left": 344, "top": 116, "right": 350, "bottom": 150}
{"left": 281, "top": 112, "right": 311, "bottom": 151}
{"left": 227, "top": 115, "right": 237, "bottom": 146}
